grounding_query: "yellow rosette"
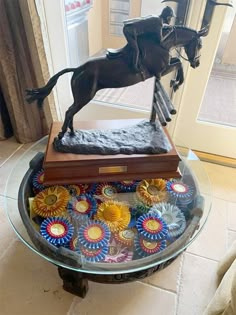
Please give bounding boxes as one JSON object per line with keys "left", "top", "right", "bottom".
{"left": 95, "top": 200, "right": 131, "bottom": 233}
{"left": 32, "top": 186, "right": 70, "bottom": 218}
{"left": 136, "top": 179, "right": 168, "bottom": 206}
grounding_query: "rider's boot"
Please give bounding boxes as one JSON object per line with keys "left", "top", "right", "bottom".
{"left": 133, "top": 49, "right": 140, "bottom": 72}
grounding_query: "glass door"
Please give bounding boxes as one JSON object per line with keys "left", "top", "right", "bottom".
{"left": 173, "top": 0, "right": 236, "bottom": 158}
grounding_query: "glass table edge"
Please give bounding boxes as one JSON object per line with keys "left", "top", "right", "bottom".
{"left": 4, "top": 136, "right": 212, "bottom": 275}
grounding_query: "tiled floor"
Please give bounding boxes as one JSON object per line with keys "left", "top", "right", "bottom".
{"left": 0, "top": 137, "right": 236, "bottom": 315}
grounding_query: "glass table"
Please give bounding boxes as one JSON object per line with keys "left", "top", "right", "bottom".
{"left": 4, "top": 136, "right": 212, "bottom": 298}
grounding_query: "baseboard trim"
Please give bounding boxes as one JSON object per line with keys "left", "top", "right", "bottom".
{"left": 193, "top": 150, "right": 236, "bottom": 168}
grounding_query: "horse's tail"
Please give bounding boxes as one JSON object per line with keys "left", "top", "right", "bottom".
{"left": 25, "top": 67, "right": 76, "bottom": 108}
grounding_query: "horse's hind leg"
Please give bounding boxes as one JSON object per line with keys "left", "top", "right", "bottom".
{"left": 68, "top": 105, "right": 81, "bottom": 135}
{"left": 58, "top": 68, "right": 99, "bottom": 139}
{"left": 68, "top": 119, "right": 74, "bottom": 135}
{"left": 58, "top": 103, "right": 77, "bottom": 139}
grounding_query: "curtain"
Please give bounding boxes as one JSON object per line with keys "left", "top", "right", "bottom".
{"left": 0, "top": 0, "right": 57, "bottom": 143}
{"left": 0, "top": 86, "right": 13, "bottom": 139}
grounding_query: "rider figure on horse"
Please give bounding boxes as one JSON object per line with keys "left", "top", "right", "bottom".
{"left": 123, "top": 6, "right": 175, "bottom": 73}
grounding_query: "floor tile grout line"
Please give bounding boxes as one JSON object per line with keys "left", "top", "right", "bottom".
{"left": 0, "top": 238, "right": 17, "bottom": 261}
{"left": 211, "top": 196, "right": 236, "bottom": 203}
{"left": 185, "top": 251, "right": 219, "bottom": 263}
{"left": 0, "top": 143, "right": 24, "bottom": 168}
{"left": 136, "top": 280, "right": 177, "bottom": 295}
{"left": 175, "top": 253, "right": 185, "bottom": 315}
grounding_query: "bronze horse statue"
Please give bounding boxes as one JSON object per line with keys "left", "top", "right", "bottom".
{"left": 26, "top": 26, "right": 207, "bottom": 139}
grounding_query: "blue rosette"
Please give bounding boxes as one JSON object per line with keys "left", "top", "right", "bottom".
{"left": 166, "top": 180, "right": 195, "bottom": 207}
{"left": 83, "top": 183, "right": 98, "bottom": 195}
{"left": 78, "top": 220, "right": 111, "bottom": 250}
{"left": 136, "top": 212, "right": 168, "bottom": 241}
{"left": 113, "top": 180, "right": 140, "bottom": 193}
{"left": 94, "top": 183, "right": 118, "bottom": 202}
{"left": 134, "top": 235, "right": 167, "bottom": 257}
{"left": 66, "top": 184, "right": 85, "bottom": 197}
{"left": 67, "top": 194, "right": 97, "bottom": 219}
{"left": 32, "top": 168, "right": 46, "bottom": 192}
{"left": 40, "top": 217, "right": 74, "bottom": 246}
{"left": 76, "top": 245, "right": 108, "bottom": 263}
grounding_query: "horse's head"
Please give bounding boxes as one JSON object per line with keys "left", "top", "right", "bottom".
{"left": 184, "top": 27, "right": 208, "bottom": 69}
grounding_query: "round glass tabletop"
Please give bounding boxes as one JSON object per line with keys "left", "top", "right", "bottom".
{"left": 4, "top": 136, "right": 212, "bottom": 275}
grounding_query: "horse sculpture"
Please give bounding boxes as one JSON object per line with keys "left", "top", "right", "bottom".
{"left": 26, "top": 26, "right": 207, "bottom": 139}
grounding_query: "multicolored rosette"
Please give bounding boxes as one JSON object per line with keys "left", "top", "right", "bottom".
{"left": 32, "top": 168, "right": 46, "bottom": 193}
{"left": 114, "top": 180, "right": 139, "bottom": 193}
{"left": 114, "top": 228, "right": 136, "bottom": 247}
{"left": 136, "top": 179, "right": 168, "bottom": 206}
{"left": 69, "top": 237, "right": 78, "bottom": 251}
{"left": 95, "top": 183, "right": 117, "bottom": 200}
{"left": 95, "top": 200, "right": 131, "bottom": 233}
{"left": 104, "top": 238, "right": 133, "bottom": 263}
{"left": 134, "top": 235, "right": 167, "bottom": 257}
{"left": 136, "top": 212, "right": 168, "bottom": 241}
{"left": 166, "top": 180, "right": 195, "bottom": 207}
{"left": 83, "top": 183, "right": 98, "bottom": 195}
{"left": 32, "top": 186, "right": 70, "bottom": 218}
{"left": 66, "top": 184, "right": 85, "bottom": 197}
{"left": 40, "top": 217, "right": 74, "bottom": 246}
{"left": 129, "top": 202, "right": 151, "bottom": 228}
{"left": 29, "top": 197, "right": 41, "bottom": 231}
{"left": 67, "top": 194, "right": 97, "bottom": 219}
{"left": 149, "top": 202, "right": 186, "bottom": 238}
{"left": 77, "top": 246, "right": 108, "bottom": 263}
{"left": 78, "top": 221, "right": 111, "bottom": 250}
{"left": 131, "top": 198, "right": 151, "bottom": 216}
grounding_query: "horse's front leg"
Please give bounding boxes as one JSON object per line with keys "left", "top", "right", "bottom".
{"left": 161, "top": 57, "right": 183, "bottom": 91}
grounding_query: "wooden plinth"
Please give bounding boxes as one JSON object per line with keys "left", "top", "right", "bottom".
{"left": 43, "top": 120, "right": 181, "bottom": 185}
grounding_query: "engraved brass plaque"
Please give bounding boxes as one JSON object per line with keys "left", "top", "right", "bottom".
{"left": 99, "top": 166, "right": 127, "bottom": 174}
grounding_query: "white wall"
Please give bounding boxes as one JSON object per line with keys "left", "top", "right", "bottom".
{"left": 74, "top": 101, "right": 149, "bottom": 122}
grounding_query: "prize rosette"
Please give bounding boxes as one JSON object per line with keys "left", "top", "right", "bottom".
{"left": 32, "top": 186, "right": 70, "bottom": 218}
{"left": 128, "top": 210, "right": 137, "bottom": 228}
{"left": 83, "top": 183, "right": 98, "bottom": 195}
{"left": 40, "top": 217, "right": 74, "bottom": 246}
{"left": 129, "top": 200, "right": 151, "bottom": 228}
{"left": 136, "top": 212, "right": 168, "bottom": 241}
{"left": 95, "top": 183, "right": 117, "bottom": 200}
{"left": 95, "top": 200, "right": 131, "bottom": 233}
{"left": 166, "top": 180, "right": 195, "bottom": 206}
{"left": 77, "top": 246, "right": 108, "bottom": 263}
{"left": 67, "top": 194, "right": 97, "bottom": 219}
{"left": 70, "top": 237, "right": 78, "bottom": 251}
{"left": 114, "top": 180, "right": 139, "bottom": 193}
{"left": 28, "top": 197, "right": 43, "bottom": 231}
{"left": 32, "top": 168, "right": 46, "bottom": 193}
{"left": 114, "top": 228, "right": 136, "bottom": 247}
{"left": 136, "top": 179, "right": 168, "bottom": 206}
{"left": 134, "top": 236, "right": 167, "bottom": 257}
{"left": 131, "top": 199, "right": 151, "bottom": 217}
{"left": 78, "top": 221, "right": 111, "bottom": 250}
{"left": 149, "top": 202, "right": 186, "bottom": 238}
{"left": 66, "top": 184, "right": 85, "bottom": 197}
{"left": 104, "top": 238, "right": 133, "bottom": 263}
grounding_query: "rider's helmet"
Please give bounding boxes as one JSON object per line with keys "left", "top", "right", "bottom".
{"left": 160, "top": 6, "right": 175, "bottom": 24}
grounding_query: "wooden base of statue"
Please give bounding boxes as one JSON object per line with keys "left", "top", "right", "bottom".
{"left": 43, "top": 119, "right": 181, "bottom": 185}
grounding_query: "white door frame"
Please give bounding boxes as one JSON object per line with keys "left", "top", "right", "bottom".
{"left": 36, "top": 0, "right": 72, "bottom": 121}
